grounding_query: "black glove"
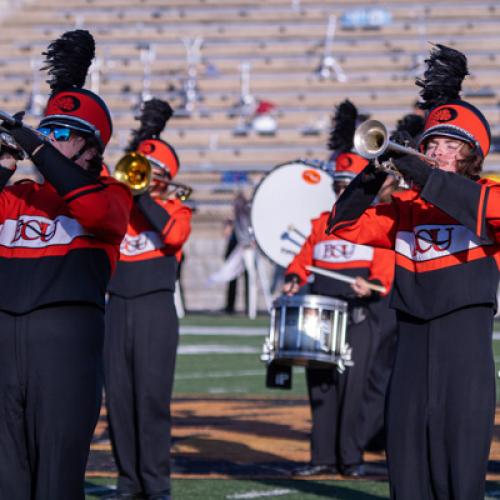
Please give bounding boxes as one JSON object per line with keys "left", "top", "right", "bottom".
{"left": 2, "top": 111, "right": 44, "bottom": 157}
{"left": 0, "top": 111, "right": 35, "bottom": 159}
{"left": 390, "top": 130, "right": 417, "bottom": 150}
{"left": 377, "top": 130, "right": 415, "bottom": 164}
{"left": 393, "top": 154, "right": 433, "bottom": 188}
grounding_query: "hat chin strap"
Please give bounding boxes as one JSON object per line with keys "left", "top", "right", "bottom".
{"left": 70, "top": 142, "right": 90, "bottom": 163}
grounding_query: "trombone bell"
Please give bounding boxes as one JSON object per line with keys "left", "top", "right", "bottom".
{"left": 113, "top": 152, "right": 152, "bottom": 195}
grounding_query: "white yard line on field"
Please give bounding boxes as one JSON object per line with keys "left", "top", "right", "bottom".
{"left": 178, "top": 344, "right": 261, "bottom": 355}
{"left": 226, "top": 489, "right": 295, "bottom": 499}
{"left": 176, "top": 369, "right": 263, "bottom": 380}
{"left": 183, "top": 329, "right": 500, "bottom": 339}
{"left": 180, "top": 326, "right": 267, "bottom": 336}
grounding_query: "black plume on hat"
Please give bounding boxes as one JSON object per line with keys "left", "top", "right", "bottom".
{"left": 126, "top": 98, "right": 173, "bottom": 152}
{"left": 328, "top": 99, "right": 358, "bottom": 153}
{"left": 416, "top": 43, "right": 468, "bottom": 110}
{"left": 395, "top": 113, "right": 425, "bottom": 138}
{"left": 42, "top": 30, "right": 95, "bottom": 93}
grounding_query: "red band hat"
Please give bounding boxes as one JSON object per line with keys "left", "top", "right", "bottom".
{"left": 418, "top": 100, "right": 490, "bottom": 157}
{"left": 126, "top": 98, "right": 178, "bottom": 177}
{"left": 415, "top": 44, "right": 491, "bottom": 158}
{"left": 137, "top": 139, "right": 180, "bottom": 179}
{"left": 334, "top": 152, "right": 368, "bottom": 181}
{"left": 42, "top": 88, "right": 112, "bottom": 151}
{"left": 328, "top": 99, "right": 369, "bottom": 181}
{"left": 39, "top": 30, "right": 112, "bottom": 152}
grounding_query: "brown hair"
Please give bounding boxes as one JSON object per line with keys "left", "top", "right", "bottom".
{"left": 455, "top": 143, "right": 484, "bottom": 180}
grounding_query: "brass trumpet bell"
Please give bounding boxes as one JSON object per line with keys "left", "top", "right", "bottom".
{"left": 113, "top": 152, "right": 152, "bottom": 195}
{"left": 353, "top": 119, "right": 390, "bottom": 159}
{"left": 353, "top": 119, "right": 438, "bottom": 167}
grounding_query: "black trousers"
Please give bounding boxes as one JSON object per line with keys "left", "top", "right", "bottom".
{"left": 387, "top": 305, "right": 495, "bottom": 500}
{"left": 104, "top": 291, "right": 179, "bottom": 496}
{"left": 306, "top": 315, "right": 374, "bottom": 468}
{"left": 0, "top": 304, "right": 104, "bottom": 500}
{"left": 359, "top": 298, "right": 397, "bottom": 449}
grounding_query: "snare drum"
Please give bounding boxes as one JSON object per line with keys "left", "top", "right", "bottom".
{"left": 261, "top": 294, "right": 352, "bottom": 371}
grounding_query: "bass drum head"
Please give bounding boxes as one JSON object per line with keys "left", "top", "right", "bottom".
{"left": 251, "top": 161, "right": 335, "bottom": 268}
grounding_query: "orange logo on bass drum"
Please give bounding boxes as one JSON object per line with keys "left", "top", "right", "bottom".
{"left": 302, "top": 169, "right": 321, "bottom": 184}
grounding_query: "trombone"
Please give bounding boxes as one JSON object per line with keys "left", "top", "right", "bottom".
{"left": 353, "top": 119, "right": 437, "bottom": 178}
{"left": 113, "top": 151, "right": 192, "bottom": 200}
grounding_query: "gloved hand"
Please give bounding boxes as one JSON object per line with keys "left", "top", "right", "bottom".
{"left": 378, "top": 130, "right": 415, "bottom": 164}
{"left": 0, "top": 110, "right": 25, "bottom": 129}
{"left": 5, "top": 115, "right": 45, "bottom": 157}
{"left": 390, "top": 130, "right": 416, "bottom": 149}
{"left": 282, "top": 274, "right": 300, "bottom": 296}
{"left": 361, "top": 161, "right": 387, "bottom": 183}
{"left": 393, "top": 154, "right": 433, "bottom": 187}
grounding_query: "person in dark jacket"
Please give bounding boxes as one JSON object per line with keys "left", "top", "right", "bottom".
{"left": 0, "top": 30, "right": 131, "bottom": 500}
{"left": 328, "top": 44, "right": 499, "bottom": 499}
{"left": 104, "top": 98, "right": 192, "bottom": 500}
{"left": 285, "top": 101, "right": 394, "bottom": 477}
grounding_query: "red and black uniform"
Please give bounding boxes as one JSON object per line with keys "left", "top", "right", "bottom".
{"left": 0, "top": 145, "right": 131, "bottom": 500}
{"left": 105, "top": 193, "right": 191, "bottom": 497}
{"left": 286, "top": 211, "right": 394, "bottom": 471}
{"left": 329, "top": 165, "right": 500, "bottom": 498}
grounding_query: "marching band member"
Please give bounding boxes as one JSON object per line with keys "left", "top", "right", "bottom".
{"left": 104, "top": 98, "right": 192, "bottom": 500}
{"left": 359, "top": 113, "right": 424, "bottom": 453}
{"left": 0, "top": 30, "right": 131, "bottom": 499}
{"left": 328, "top": 45, "right": 499, "bottom": 499}
{"left": 284, "top": 101, "right": 394, "bottom": 477}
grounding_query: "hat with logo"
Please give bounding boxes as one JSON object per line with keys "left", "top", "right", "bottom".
{"left": 39, "top": 30, "right": 113, "bottom": 151}
{"left": 328, "top": 99, "right": 368, "bottom": 181}
{"left": 416, "top": 44, "right": 491, "bottom": 157}
{"left": 126, "top": 98, "right": 179, "bottom": 179}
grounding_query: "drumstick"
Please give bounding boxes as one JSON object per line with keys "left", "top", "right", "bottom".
{"left": 287, "top": 224, "right": 307, "bottom": 241}
{"left": 306, "top": 265, "right": 387, "bottom": 294}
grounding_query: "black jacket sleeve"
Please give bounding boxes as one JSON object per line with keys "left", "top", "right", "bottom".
{"left": 135, "top": 192, "right": 171, "bottom": 234}
{"left": 327, "top": 163, "right": 387, "bottom": 234}
{"left": 9, "top": 126, "right": 102, "bottom": 197}
{"left": 393, "top": 155, "right": 433, "bottom": 188}
{"left": 0, "top": 166, "right": 14, "bottom": 191}
{"left": 420, "top": 168, "right": 492, "bottom": 242}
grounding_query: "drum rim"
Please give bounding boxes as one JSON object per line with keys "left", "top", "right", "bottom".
{"left": 272, "top": 293, "right": 348, "bottom": 311}
{"left": 250, "top": 159, "right": 334, "bottom": 266}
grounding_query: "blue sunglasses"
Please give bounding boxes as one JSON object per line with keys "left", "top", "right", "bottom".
{"left": 37, "top": 126, "right": 72, "bottom": 142}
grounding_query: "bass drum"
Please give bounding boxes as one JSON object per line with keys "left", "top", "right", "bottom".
{"left": 251, "top": 160, "right": 335, "bottom": 268}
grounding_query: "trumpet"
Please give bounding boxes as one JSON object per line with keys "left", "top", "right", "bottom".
{"left": 113, "top": 151, "right": 192, "bottom": 200}
{"left": 353, "top": 119, "right": 437, "bottom": 178}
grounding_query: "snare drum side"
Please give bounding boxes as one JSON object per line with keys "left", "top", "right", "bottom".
{"left": 262, "top": 295, "right": 352, "bottom": 369}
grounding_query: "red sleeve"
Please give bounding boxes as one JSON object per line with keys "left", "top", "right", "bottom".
{"left": 368, "top": 248, "right": 395, "bottom": 296}
{"left": 331, "top": 202, "right": 398, "bottom": 250}
{"left": 158, "top": 199, "right": 192, "bottom": 253}
{"left": 484, "top": 183, "right": 500, "bottom": 242}
{"left": 285, "top": 218, "right": 321, "bottom": 286}
{"left": 62, "top": 177, "right": 132, "bottom": 245}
